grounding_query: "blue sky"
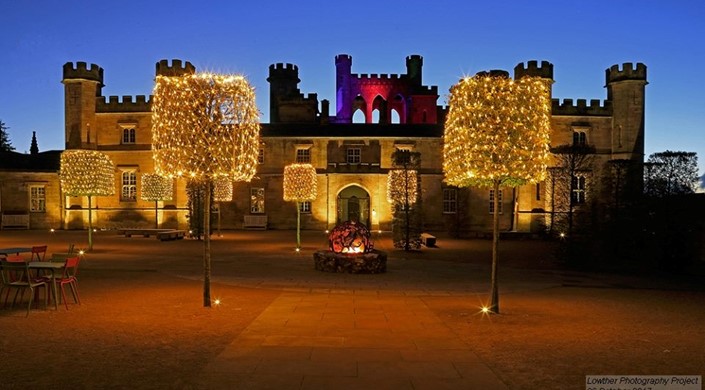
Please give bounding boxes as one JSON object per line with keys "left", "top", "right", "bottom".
{"left": 2, "top": 1, "right": 704, "bottom": 173}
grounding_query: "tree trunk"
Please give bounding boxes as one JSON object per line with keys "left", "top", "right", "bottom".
{"left": 155, "top": 200, "right": 159, "bottom": 229}
{"left": 296, "top": 201, "right": 301, "bottom": 249}
{"left": 88, "top": 195, "right": 93, "bottom": 251}
{"left": 203, "top": 180, "right": 212, "bottom": 308}
{"left": 489, "top": 180, "right": 500, "bottom": 314}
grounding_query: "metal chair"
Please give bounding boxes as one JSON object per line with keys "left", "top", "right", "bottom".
{"left": 44, "top": 256, "right": 82, "bottom": 310}
{"left": 0, "top": 258, "right": 49, "bottom": 316}
{"left": 31, "top": 245, "right": 48, "bottom": 262}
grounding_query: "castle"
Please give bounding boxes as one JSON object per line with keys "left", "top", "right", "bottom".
{"left": 0, "top": 55, "right": 646, "bottom": 234}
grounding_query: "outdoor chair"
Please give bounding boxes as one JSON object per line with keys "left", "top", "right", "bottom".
{"left": 43, "top": 256, "right": 81, "bottom": 310}
{"left": 0, "top": 258, "right": 49, "bottom": 316}
{"left": 51, "top": 244, "right": 75, "bottom": 262}
{"left": 31, "top": 245, "right": 48, "bottom": 262}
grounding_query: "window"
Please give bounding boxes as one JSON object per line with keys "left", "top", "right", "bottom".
{"left": 443, "top": 188, "right": 457, "bottom": 214}
{"left": 572, "top": 126, "right": 589, "bottom": 146}
{"left": 489, "top": 189, "right": 503, "bottom": 214}
{"left": 296, "top": 148, "right": 310, "bottom": 163}
{"left": 258, "top": 148, "right": 264, "bottom": 164}
{"left": 122, "top": 128, "right": 136, "bottom": 144}
{"left": 572, "top": 131, "right": 586, "bottom": 146}
{"left": 29, "top": 185, "right": 46, "bottom": 212}
{"left": 347, "top": 148, "right": 361, "bottom": 164}
{"left": 250, "top": 187, "right": 265, "bottom": 213}
{"left": 121, "top": 170, "right": 137, "bottom": 201}
{"left": 299, "top": 201, "right": 311, "bottom": 213}
{"left": 571, "top": 175, "right": 586, "bottom": 204}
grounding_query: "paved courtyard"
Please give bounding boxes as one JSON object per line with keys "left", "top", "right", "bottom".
{"left": 1, "top": 229, "right": 703, "bottom": 389}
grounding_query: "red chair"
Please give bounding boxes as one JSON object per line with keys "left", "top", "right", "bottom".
{"left": 49, "top": 256, "right": 82, "bottom": 310}
{"left": 31, "top": 245, "right": 48, "bottom": 262}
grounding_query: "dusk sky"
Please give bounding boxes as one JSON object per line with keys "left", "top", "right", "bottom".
{"left": 2, "top": 1, "right": 704, "bottom": 173}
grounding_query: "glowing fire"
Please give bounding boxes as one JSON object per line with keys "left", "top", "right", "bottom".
{"left": 328, "top": 221, "right": 373, "bottom": 254}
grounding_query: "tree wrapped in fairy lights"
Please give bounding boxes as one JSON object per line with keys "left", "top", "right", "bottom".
{"left": 60, "top": 150, "right": 115, "bottom": 250}
{"left": 151, "top": 71, "right": 260, "bottom": 308}
{"left": 387, "top": 149, "right": 422, "bottom": 251}
{"left": 444, "top": 71, "right": 551, "bottom": 314}
{"left": 141, "top": 173, "right": 173, "bottom": 229}
{"left": 213, "top": 176, "right": 233, "bottom": 237}
{"left": 283, "top": 163, "right": 317, "bottom": 251}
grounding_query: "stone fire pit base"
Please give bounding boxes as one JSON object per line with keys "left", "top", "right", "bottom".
{"left": 313, "top": 250, "right": 387, "bottom": 274}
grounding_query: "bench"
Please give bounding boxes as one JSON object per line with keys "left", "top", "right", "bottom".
{"left": 420, "top": 233, "right": 437, "bottom": 247}
{"left": 243, "top": 215, "right": 267, "bottom": 230}
{"left": 156, "top": 230, "right": 186, "bottom": 241}
{"left": 1, "top": 213, "right": 30, "bottom": 230}
{"left": 117, "top": 228, "right": 186, "bottom": 240}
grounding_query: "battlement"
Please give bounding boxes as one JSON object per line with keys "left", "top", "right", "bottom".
{"left": 270, "top": 63, "right": 298, "bottom": 72}
{"left": 63, "top": 62, "right": 104, "bottom": 83}
{"left": 335, "top": 54, "right": 352, "bottom": 63}
{"left": 475, "top": 69, "right": 510, "bottom": 78}
{"left": 606, "top": 63, "right": 647, "bottom": 83}
{"left": 514, "top": 60, "right": 553, "bottom": 80}
{"left": 155, "top": 59, "right": 195, "bottom": 77}
{"left": 551, "top": 98, "right": 612, "bottom": 116}
{"left": 406, "top": 55, "right": 423, "bottom": 62}
{"left": 96, "top": 95, "right": 151, "bottom": 113}
{"left": 354, "top": 73, "right": 403, "bottom": 81}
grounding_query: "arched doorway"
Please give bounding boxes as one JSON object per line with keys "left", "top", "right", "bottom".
{"left": 337, "top": 185, "right": 370, "bottom": 227}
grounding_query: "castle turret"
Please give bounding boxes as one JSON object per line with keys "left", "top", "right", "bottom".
{"left": 406, "top": 55, "right": 423, "bottom": 86}
{"left": 155, "top": 59, "right": 195, "bottom": 77}
{"left": 335, "top": 54, "right": 353, "bottom": 123}
{"left": 267, "top": 63, "right": 300, "bottom": 123}
{"left": 62, "top": 62, "right": 104, "bottom": 149}
{"left": 514, "top": 60, "right": 554, "bottom": 95}
{"left": 606, "top": 63, "right": 647, "bottom": 160}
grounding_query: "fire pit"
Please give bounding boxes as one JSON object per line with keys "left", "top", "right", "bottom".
{"left": 314, "top": 221, "right": 387, "bottom": 274}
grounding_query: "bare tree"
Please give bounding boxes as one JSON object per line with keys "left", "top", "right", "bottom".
{"left": 644, "top": 151, "right": 698, "bottom": 197}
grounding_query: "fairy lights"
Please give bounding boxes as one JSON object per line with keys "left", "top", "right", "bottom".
{"left": 151, "top": 70, "right": 260, "bottom": 308}
{"left": 386, "top": 169, "right": 418, "bottom": 205}
{"left": 443, "top": 74, "right": 551, "bottom": 187}
{"left": 283, "top": 163, "right": 317, "bottom": 202}
{"left": 59, "top": 150, "right": 115, "bottom": 196}
{"left": 141, "top": 173, "right": 173, "bottom": 201}
{"left": 213, "top": 176, "right": 233, "bottom": 202}
{"left": 151, "top": 72, "right": 260, "bottom": 181}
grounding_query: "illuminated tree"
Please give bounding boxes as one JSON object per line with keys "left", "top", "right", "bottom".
{"left": 141, "top": 173, "right": 173, "bottom": 229}
{"left": 283, "top": 163, "right": 317, "bottom": 250}
{"left": 60, "top": 150, "right": 115, "bottom": 250}
{"left": 213, "top": 176, "right": 233, "bottom": 237}
{"left": 152, "top": 72, "right": 260, "bottom": 307}
{"left": 387, "top": 150, "right": 421, "bottom": 251}
{"left": 444, "top": 71, "right": 551, "bottom": 313}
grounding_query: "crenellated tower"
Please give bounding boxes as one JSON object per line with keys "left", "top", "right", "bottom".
{"left": 62, "top": 62, "right": 104, "bottom": 149}
{"left": 405, "top": 55, "right": 423, "bottom": 86}
{"left": 267, "top": 63, "right": 300, "bottom": 123}
{"left": 335, "top": 54, "right": 353, "bottom": 123}
{"left": 514, "top": 60, "right": 554, "bottom": 95}
{"left": 606, "top": 63, "right": 647, "bottom": 161}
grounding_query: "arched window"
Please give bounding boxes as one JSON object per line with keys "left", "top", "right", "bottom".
{"left": 371, "top": 109, "right": 380, "bottom": 124}
{"left": 352, "top": 109, "right": 365, "bottom": 124}
{"left": 390, "top": 109, "right": 400, "bottom": 124}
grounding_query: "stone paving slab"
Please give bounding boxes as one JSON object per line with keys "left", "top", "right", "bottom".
{"left": 200, "top": 292, "right": 509, "bottom": 389}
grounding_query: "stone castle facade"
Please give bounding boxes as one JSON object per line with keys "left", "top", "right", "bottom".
{"left": 0, "top": 55, "right": 646, "bottom": 234}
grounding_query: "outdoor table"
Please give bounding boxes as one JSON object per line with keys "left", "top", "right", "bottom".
{"left": 28, "top": 261, "right": 65, "bottom": 310}
{"left": 0, "top": 247, "right": 32, "bottom": 256}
